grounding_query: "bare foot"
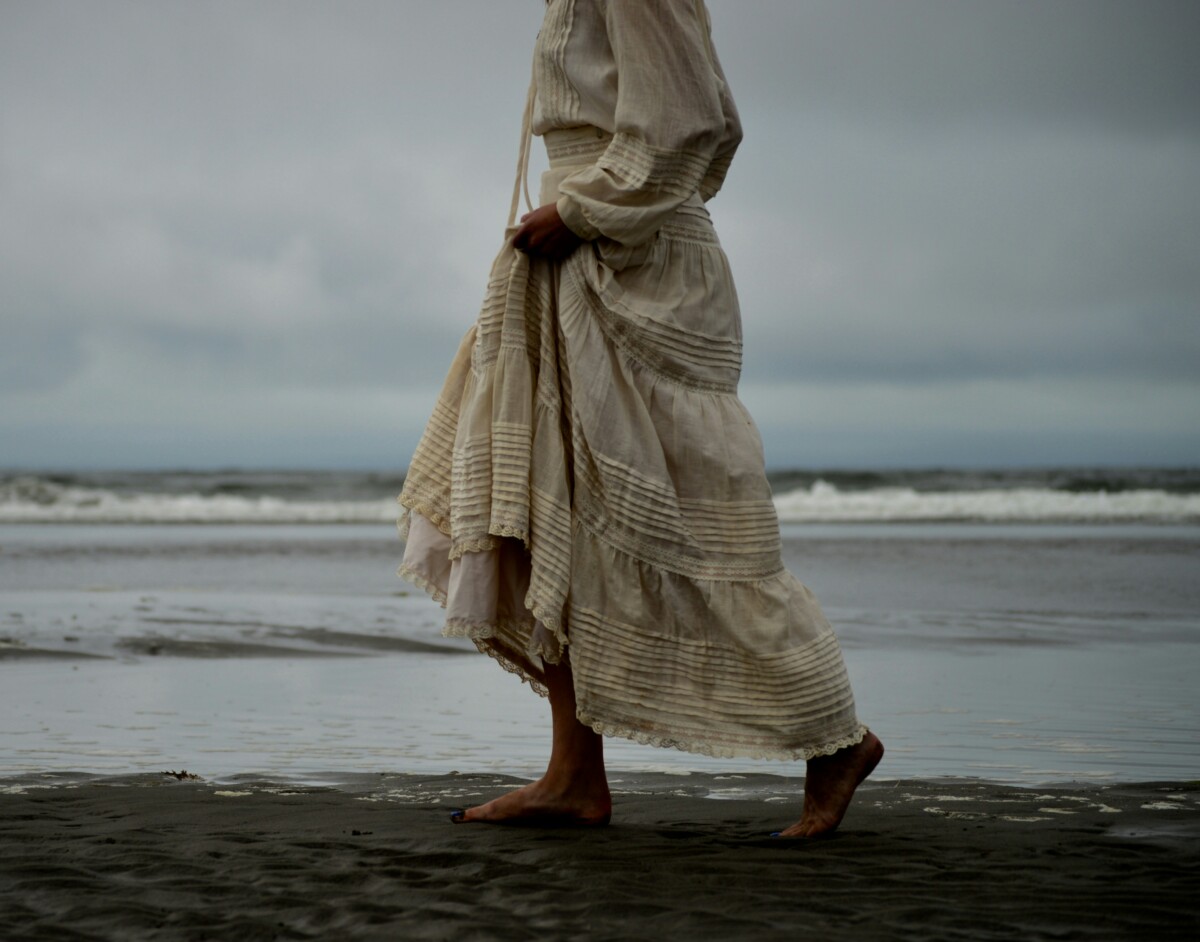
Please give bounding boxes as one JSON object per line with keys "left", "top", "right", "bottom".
{"left": 452, "top": 775, "right": 612, "bottom": 827}
{"left": 776, "top": 730, "right": 884, "bottom": 838}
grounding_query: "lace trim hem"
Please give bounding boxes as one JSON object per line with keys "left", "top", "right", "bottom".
{"left": 396, "top": 562, "right": 448, "bottom": 607}
{"left": 441, "top": 612, "right": 866, "bottom": 761}
{"left": 443, "top": 606, "right": 567, "bottom": 668}
{"left": 523, "top": 593, "right": 568, "bottom": 652}
{"left": 447, "top": 523, "right": 530, "bottom": 560}
{"left": 577, "top": 715, "right": 870, "bottom": 763}
{"left": 472, "top": 641, "right": 550, "bottom": 699}
{"left": 442, "top": 617, "right": 551, "bottom": 699}
{"left": 398, "top": 507, "right": 535, "bottom": 561}
{"left": 397, "top": 495, "right": 451, "bottom": 538}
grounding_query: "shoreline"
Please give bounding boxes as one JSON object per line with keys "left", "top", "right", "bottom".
{"left": 2, "top": 772, "right": 1196, "bottom": 940}
{"left": 2, "top": 766, "right": 1193, "bottom": 795}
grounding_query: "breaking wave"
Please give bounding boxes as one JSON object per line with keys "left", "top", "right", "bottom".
{"left": 1, "top": 470, "right": 1197, "bottom": 524}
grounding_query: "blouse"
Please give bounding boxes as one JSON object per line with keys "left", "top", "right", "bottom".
{"left": 531, "top": 0, "right": 743, "bottom": 248}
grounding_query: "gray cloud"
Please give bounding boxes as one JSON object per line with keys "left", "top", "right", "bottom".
{"left": 715, "top": 0, "right": 1200, "bottom": 134}
{"left": 1, "top": 1, "right": 1197, "bottom": 468}
{"left": 729, "top": 121, "right": 1200, "bottom": 384}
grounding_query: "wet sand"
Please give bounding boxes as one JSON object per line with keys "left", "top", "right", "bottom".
{"left": 1, "top": 773, "right": 1196, "bottom": 941}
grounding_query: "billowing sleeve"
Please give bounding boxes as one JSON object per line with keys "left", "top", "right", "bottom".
{"left": 555, "top": 0, "right": 742, "bottom": 247}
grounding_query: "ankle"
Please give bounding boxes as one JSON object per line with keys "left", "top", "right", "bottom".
{"left": 541, "top": 762, "right": 609, "bottom": 796}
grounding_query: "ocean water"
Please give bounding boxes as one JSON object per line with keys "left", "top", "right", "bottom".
{"left": 1, "top": 468, "right": 1197, "bottom": 786}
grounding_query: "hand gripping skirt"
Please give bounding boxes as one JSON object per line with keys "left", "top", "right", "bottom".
{"left": 398, "top": 129, "right": 866, "bottom": 760}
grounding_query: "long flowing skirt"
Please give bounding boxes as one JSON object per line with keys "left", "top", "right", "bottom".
{"left": 398, "top": 135, "right": 866, "bottom": 760}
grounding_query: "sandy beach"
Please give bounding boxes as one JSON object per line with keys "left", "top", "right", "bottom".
{"left": 2, "top": 772, "right": 1197, "bottom": 941}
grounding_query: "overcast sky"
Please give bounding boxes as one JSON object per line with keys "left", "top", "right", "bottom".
{"left": 2, "top": 0, "right": 1197, "bottom": 470}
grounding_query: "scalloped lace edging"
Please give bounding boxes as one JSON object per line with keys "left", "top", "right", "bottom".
{"left": 447, "top": 524, "right": 531, "bottom": 560}
{"left": 407, "top": 596, "right": 867, "bottom": 760}
{"left": 441, "top": 616, "right": 559, "bottom": 664}
{"left": 804, "top": 725, "right": 872, "bottom": 761}
{"left": 446, "top": 536, "right": 498, "bottom": 558}
{"left": 524, "top": 597, "right": 568, "bottom": 650}
{"left": 576, "top": 714, "right": 870, "bottom": 763}
{"left": 442, "top": 617, "right": 528, "bottom": 640}
{"left": 396, "top": 563, "right": 448, "bottom": 607}
{"left": 438, "top": 612, "right": 566, "bottom": 697}
{"left": 469, "top": 637, "right": 550, "bottom": 699}
{"left": 396, "top": 497, "right": 451, "bottom": 539}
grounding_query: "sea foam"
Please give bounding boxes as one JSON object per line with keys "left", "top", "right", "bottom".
{"left": 771, "top": 480, "right": 1200, "bottom": 524}
{"left": 1, "top": 474, "right": 1196, "bottom": 524}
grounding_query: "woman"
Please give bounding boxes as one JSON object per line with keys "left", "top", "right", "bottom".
{"left": 398, "top": 0, "right": 882, "bottom": 838}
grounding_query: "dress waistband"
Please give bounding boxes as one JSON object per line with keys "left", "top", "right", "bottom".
{"left": 543, "top": 126, "right": 613, "bottom": 168}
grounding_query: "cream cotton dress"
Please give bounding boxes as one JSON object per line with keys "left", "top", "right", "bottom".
{"left": 398, "top": 0, "right": 867, "bottom": 760}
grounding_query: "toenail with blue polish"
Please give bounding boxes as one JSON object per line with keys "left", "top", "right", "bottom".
{"left": 449, "top": 809, "right": 465, "bottom": 823}
{"left": 769, "top": 831, "right": 782, "bottom": 838}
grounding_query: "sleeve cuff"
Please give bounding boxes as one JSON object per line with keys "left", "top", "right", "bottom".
{"left": 556, "top": 195, "right": 602, "bottom": 241}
